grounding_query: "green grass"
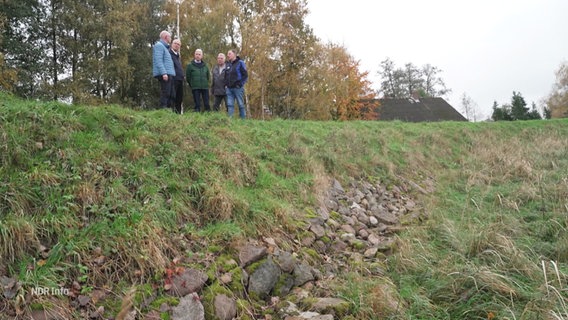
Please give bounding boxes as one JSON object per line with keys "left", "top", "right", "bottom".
{"left": 1, "top": 91, "right": 567, "bottom": 319}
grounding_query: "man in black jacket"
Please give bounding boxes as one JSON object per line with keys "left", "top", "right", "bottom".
{"left": 169, "top": 39, "right": 184, "bottom": 114}
{"left": 224, "top": 49, "right": 248, "bottom": 119}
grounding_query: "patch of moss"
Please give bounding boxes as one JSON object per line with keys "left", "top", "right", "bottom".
{"left": 226, "top": 266, "right": 246, "bottom": 295}
{"left": 215, "top": 254, "right": 239, "bottom": 272}
{"left": 320, "top": 235, "right": 331, "bottom": 244}
{"left": 246, "top": 290, "right": 261, "bottom": 302}
{"left": 272, "top": 273, "right": 294, "bottom": 297}
{"left": 206, "top": 264, "right": 218, "bottom": 282}
{"left": 133, "top": 283, "right": 154, "bottom": 307}
{"left": 101, "top": 293, "right": 123, "bottom": 318}
{"left": 297, "top": 230, "right": 314, "bottom": 243}
{"left": 207, "top": 244, "right": 223, "bottom": 253}
{"left": 244, "top": 258, "right": 266, "bottom": 275}
{"left": 299, "top": 247, "right": 320, "bottom": 261}
{"left": 299, "top": 296, "right": 318, "bottom": 309}
{"left": 150, "top": 296, "right": 179, "bottom": 309}
{"left": 304, "top": 208, "right": 318, "bottom": 218}
{"left": 329, "top": 211, "right": 342, "bottom": 221}
{"left": 351, "top": 240, "right": 366, "bottom": 250}
{"left": 29, "top": 302, "right": 44, "bottom": 310}
{"left": 285, "top": 294, "right": 299, "bottom": 305}
{"left": 236, "top": 298, "right": 255, "bottom": 320}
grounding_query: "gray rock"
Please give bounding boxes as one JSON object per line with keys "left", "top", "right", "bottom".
{"left": 293, "top": 263, "right": 315, "bottom": 287}
{"left": 324, "top": 199, "right": 338, "bottom": 211}
{"left": 338, "top": 206, "right": 350, "bottom": 216}
{"left": 364, "top": 247, "right": 378, "bottom": 258}
{"left": 275, "top": 251, "right": 296, "bottom": 273}
{"left": 248, "top": 258, "right": 281, "bottom": 299}
{"left": 171, "top": 293, "right": 204, "bottom": 320}
{"left": 341, "top": 215, "right": 355, "bottom": 225}
{"left": 331, "top": 179, "right": 345, "bottom": 195}
{"left": 369, "top": 216, "right": 379, "bottom": 226}
{"left": 309, "top": 224, "right": 326, "bottom": 239}
{"left": 329, "top": 240, "right": 348, "bottom": 253}
{"left": 309, "top": 297, "right": 350, "bottom": 316}
{"left": 301, "top": 234, "right": 315, "bottom": 247}
{"left": 340, "top": 224, "right": 356, "bottom": 235}
{"left": 357, "top": 228, "right": 369, "bottom": 239}
{"left": 374, "top": 210, "right": 399, "bottom": 225}
{"left": 273, "top": 273, "right": 295, "bottom": 296}
{"left": 239, "top": 245, "right": 267, "bottom": 267}
{"left": 367, "top": 233, "right": 381, "bottom": 246}
{"left": 214, "top": 294, "right": 237, "bottom": 320}
{"left": 169, "top": 269, "right": 208, "bottom": 297}
{"left": 317, "top": 207, "right": 330, "bottom": 220}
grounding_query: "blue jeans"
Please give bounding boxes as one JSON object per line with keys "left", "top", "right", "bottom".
{"left": 226, "top": 87, "right": 246, "bottom": 119}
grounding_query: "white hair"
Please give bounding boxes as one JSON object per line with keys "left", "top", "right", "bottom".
{"left": 159, "top": 30, "right": 171, "bottom": 39}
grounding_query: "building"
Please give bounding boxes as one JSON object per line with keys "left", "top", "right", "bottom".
{"left": 362, "top": 97, "right": 467, "bottom": 122}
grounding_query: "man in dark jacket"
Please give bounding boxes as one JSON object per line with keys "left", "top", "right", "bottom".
{"left": 169, "top": 39, "right": 184, "bottom": 114}
{"left": 211, "top": 53, "right": 228, "bottom": 112}
{"left": 185, "top": 49, "right": 210, "bottom": 112}
{"left": 224, "top": 49, "right": 248, "bottom": 119}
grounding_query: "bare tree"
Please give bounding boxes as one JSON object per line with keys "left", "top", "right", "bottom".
{"left": 377, "top": 58, "right": 451, "bottom": 99}
{"left": 459, "top": 92, "right": 484, "bottom": 122}
{"left": 546, "top": 61, "right": 568, "bottom": 118}
{"left": 422, "top": 64, "right": 450, "bottom": 98}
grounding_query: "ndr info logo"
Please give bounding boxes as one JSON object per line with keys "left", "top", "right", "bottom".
{"left": 31, "top": 286, "right": 70, "bottom": 296}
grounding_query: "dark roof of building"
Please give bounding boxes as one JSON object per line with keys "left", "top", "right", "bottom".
{"left": 362, "top": 98, "right": 467, "bottom": 122}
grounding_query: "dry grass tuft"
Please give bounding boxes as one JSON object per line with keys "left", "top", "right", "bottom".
{"left": 471, "top": 267, "right": 518, "bottom": 297}
{"left": 217, "top": 149, "right": 258, "bottom": 187}
{"left": 75, "top": 181, "right": 103, "bottom": 208}
{"left": 1, "top": 183, "right": 37, "bottom": 217}
{"left": 86, "top": 221, "right": 179, "bottom": 286}
{"left": 25, "top": 295, "right": 75, "bottom": 320}
{"left": 203, "top": 182, "right": 234, "bottom": 222}
{"left": 27, "top": 169, "right": 61, "bottom": 186}
{"left": 366, "top": 277, "right": 407, "bottom": 317}
{"left": 0, "top": 217, "right": 38, "bottom": 264}
{"left": 126, "top": 145, "right": 149, "bottom": 161}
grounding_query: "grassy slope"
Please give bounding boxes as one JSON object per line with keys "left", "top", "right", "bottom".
{"left": 1, "top": 92, "right": 567, "bottom": 319}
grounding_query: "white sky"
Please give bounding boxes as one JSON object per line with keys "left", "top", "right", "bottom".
{"left": 306, "top": 0, "right": 568, "bottom": 119}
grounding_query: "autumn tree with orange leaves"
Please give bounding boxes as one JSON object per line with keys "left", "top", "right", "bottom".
{"left": 321, "top": 44, "right": 376, "bottom": 120}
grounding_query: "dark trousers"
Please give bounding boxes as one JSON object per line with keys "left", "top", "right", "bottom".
{"left": 192, "top": 89, "right": 210, "bottom": 112}
{"left": 172, "top": 80, "right": 184, "bottom": 114}
{"left": 157, "top": 76, "right": 173, "bottom": 109}
{"left": 212, "top": 94, "right": 227, "bottom": 112}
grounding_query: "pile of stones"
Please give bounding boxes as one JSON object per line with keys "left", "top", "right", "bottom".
{"left": 166, "top": 177, "right": 429, "bottom": 320}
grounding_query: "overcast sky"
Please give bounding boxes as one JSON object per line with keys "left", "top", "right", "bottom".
{"left": 306, "top": 0, "right": 568, "bottom": 119}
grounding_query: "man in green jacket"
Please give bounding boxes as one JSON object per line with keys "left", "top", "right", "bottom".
{"left": 185, "top": 49, "right": 211, "bottom": 112}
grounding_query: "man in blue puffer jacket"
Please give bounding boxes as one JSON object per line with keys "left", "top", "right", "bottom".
{"left": 152, "top": 31, "right": 175, "bottom": 109}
